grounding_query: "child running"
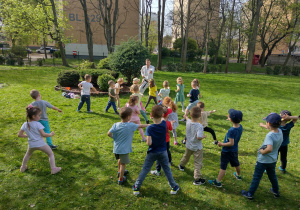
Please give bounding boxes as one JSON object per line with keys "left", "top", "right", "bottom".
{"left": 144, "top": 79, "right": 158, "bottom": 109}
{"left": 198, "top": 102, "right": 217, "bottom": 145}
{"left": 163, "top": 97, "right": 179, "bottom": 145}
{"left": 131, "top": 84, "right": 149, "bottom": 124}
{"left": 18, "top": 105, "right": 61, "bottom": 174}
{"left": 132, "top": 105, "right": 179, "bottom": 195}
{"left": 105, "top": 80, "right": 119, "bottom": 115}
{"left": 125, "top": 95, "right": 147, "bottom": 142}
{"left": 182, "top": 80, "right": 200, "bottom": 121}
{"left": 158, "top": 80, "right": 170, "bottom": 103}
{"left": 178, "top": 106, "right": 206, "bottom": 185}
{"left": 115, "top": 78, "right": 124, "bottom": 110}
{"left": 174, "top": 77, "right": 185, "bottom": 113}
{"left": 209, "top": 109, "right": 243, "bottom": 187}
{"left": 133, "top": 78, "right": 146, "bottom": 113}
{"left": 30, "top": 89, "right": 62, "bottom": 150}
{"left": 108, "top": 107, "right": 149, "bottom": 185}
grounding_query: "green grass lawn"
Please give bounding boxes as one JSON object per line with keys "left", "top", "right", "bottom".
{"left": 0, "top": 66, "right": 299, "bottom": 209}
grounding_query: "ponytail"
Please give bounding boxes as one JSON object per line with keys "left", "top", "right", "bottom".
{"left": 26, "top": 105, "right": 41, "bottom": 130}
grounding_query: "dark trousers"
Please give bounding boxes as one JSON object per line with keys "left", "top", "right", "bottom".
{"left": 248, "top": 161, "right": 279, "bottom": 195}
{"left": 77, "top": 95, "right": 91, "bottom": 111}
{"left": 204, "top": 126, "right": 216, "bottom": 140}
{"left": 278, "top": 145, "right": 288, "bottom": 169}
{"left": 105, "top": 101, "right": 118, "bottom": 113}
{"left": 145, "top": 96, "right": 157, "bottom": 109}
{"left": 156, "top": 142, "right": 171, "bottom": 171}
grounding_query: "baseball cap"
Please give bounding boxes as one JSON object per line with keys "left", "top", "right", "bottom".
{"left": 228, "top": 109, "right": 243, "bottom": 123}
{"left": 263, "top": 113, "right": 281, "bottom": 124}
{"left": 280, "top": 110, "right": 291, "bottom": 116}
{"left": 164, "top": 108, "right": 172, "bottom": 118}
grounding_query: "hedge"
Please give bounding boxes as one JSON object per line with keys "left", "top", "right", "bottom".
{"left": 79, "top": 69, "right": 119, "bottom": 86}
{"left": 97, "top": 74, "right": 115, "bottom": 91}
{"left": 57, "top": 70, "right": 80, "bottom": 87}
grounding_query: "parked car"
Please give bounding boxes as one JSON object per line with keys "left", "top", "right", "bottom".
{"left": 26, "top": 48, "right": 32, "bottom": 53}
{"left": 36, "top": 46, "right": 57, "bottom": 54}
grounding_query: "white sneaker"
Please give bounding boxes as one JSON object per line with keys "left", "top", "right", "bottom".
{"left": 150, "top": 170, "right": 161, "bottom": 176}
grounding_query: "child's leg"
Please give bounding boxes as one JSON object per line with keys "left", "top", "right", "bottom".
{"left": 217, "top": 152, "right": 230, "bottom": 182}
{"left": 144, "top": 96, "right": 152, "bottom": 109}
{"left": 156, "top": 161, "right": 161, "bottom": 172}
{"left": 266, "top": 162, "right": 279, "bottom": 194}
{"left": 180, "top": 148, "right": 193, "bottom": 167}
{"left": 248, "top": 162, "right": 266, "bottom": 195}
{"left": 39, "top": 145, "right": 56, "bottom": 168}
{"left": 39, "top": 120, "right": 52, "bottom": 146}
{"left": 133, "top": 120, "right": 145, "bottom": 139}
{"left": 194, "top": 149, "right": 203, "bottom": 180}
{"left": 105, "top": 101, "right": 112, "bottom": 112}
{"left": 204, "top": 127, "right": 217, "bottom": 140}
{"left": 180, "top": 101, "right": 185, "bottom": 111}
{"left": 77, "top": 95, "right": 86, "bottom": 111}
{"left": 279, "top": 145, "right": 288, "bottom": 169}
{"left": 21, "top": 147, "right": 37, "bottom": 167}
{"left": 153, "top": 96, "right": 158, "bottom": 105}
{"left": 86, "top": 95, "right": 91, "bottom": 111}
{"left": 140, "top": 101, "right": 146, "bottom": 112}
{"left": 172, "top": 129, "right": 178, "bottom": 144}
{"left": 140, "top": 110, "right": 148, "bottom": 122}
{"left": 134, "top": 153, "right": 157, "bottom": 189}
{"left": 118, "top": 159, "right": 126, "bottom": 180}
{"left": 166, "top": 142, "right": 172, "bottom": 163}
{"left": 235, "top": 165, "right": 241, "bottom": 176}
{"left": 111, "top": 102, "right": 119, "bottom": 114}
{"left": 217, "top": 169, "right": 226, "bottom": 182}
{"left": 158, "top": 151, "right": 178, "bottom": 188}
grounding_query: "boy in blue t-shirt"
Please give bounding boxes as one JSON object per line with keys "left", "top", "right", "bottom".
{"left": 183, "top": 80, "right": 200, "bottom": 120}
{"left": 108, "top": 107, "right": 149, "bottom": 185}
{"left": 132, "top": 105, "right": 179, "bottom": 195}
{"left": 209, "top": 109, "right": 243, "bottom": 187}
{"left": 242, "top": 113, "right": 283, "bottom": 200}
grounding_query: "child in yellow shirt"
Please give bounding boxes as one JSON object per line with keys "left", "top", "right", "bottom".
{"left": 144, "top": 79, "right": 158, "bottom": 110}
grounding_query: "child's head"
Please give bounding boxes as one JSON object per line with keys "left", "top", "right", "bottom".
{"left": 190, "top": 106, "right": 201, "bottom": 119}
{"left": 119, "top": 107, "right": 132, "bottom": 122}
{"left": 30, "top": 89, "right": 40, "bottom": 100}
{"left": 108, "top": 80, "right": 115, "bottom": 87}
{"left": 177, "top": 77, "right": 183, "bottom": 85}
{"left": 117, "top": 78, "right": 124, "bottom": 84}
{"left": 85, "top": 74, "right": 92, "bottom": 82}
{"left": 163, "top": 97, "right": 177, "bottom": 112}
{"left": 149, "top": 79, "right": 155, "bottom": 88}
{"left": 280, "top": 110, "right": 291, "bottom": 122}
{"left": 228, "top": 109, "right": 243, "bottom": 124}
{"left": 264, "top": 113, "right": 281, "bottom": 129}
{"left": 163, "top": 80, "right": 169, "bottom": 88}
{"left": 193, "top": 78, "right": 199, "bottom": 87}
{"left": 130, "top": 84, "right": 139, "bottom": 93}
{"left": 162, "top": 106, "right": 172, "bottom": 119}
{"left": 26, "top": 105, "right": 41, "bottom": 121}
{"left": 133, "top": 78, "right": 140, "bottom": 84}
{"left": 128, "top": 95, "right": 139, "bottom": 106}
{"left": 191, "top": 80, "right": 198, "bottom": 88}
{"left": 146, "top": 58, "right": 151, "bottom": 66}
{"left": 197, "top": 101, "right": 205, "bottom": 110}
{"left": 151, "top": 105, "right": 164, "bottom": 119}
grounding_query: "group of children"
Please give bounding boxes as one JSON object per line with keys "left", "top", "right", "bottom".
{"left": 18, "top": 73, "right": 299, "bottom": 200}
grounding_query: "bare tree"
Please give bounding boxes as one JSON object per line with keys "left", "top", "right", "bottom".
{"left": 181, "top": 0, "right": 191, "bottom": 71}
{"left": 203, "top": 0, "right": 213, "bottom": 73}
{"left": 225, "top": 0, "right": 236, "bottom": 73}
{"left": 157, "top": 0, "right": 166, "bottom": 70}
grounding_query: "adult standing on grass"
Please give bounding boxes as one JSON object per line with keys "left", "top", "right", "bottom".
{"left": 139, "top": 59, "right": 155, "bottom": 94}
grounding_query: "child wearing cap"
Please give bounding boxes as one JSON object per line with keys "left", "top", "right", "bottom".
{"left": 241, "top": 113, "right": 283, "bottom": 200}
{"left": 208, "top": 109, "right": 243, "bottom": 187}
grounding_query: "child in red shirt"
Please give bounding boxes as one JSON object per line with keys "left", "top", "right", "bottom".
{"left": 151, "top": 106, "right": 173, "bottom": 175}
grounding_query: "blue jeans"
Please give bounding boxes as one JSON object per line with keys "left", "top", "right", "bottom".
{"left": 105, "top": 101, "right": 118, "bottom": 113}
{"left": 134, "top": 151, "right": 177, "bottom": 189}
{"left": 156, "top": 142, "right": 172, "bottom": 171}
{"left": 248, "top": 161, "right": 279, "bottom": 195}
{"left": 77, "top": 95, "right": 91, "bottom": 111}
{"left": 39, "top": 120, "right": 52, "bottom": 146}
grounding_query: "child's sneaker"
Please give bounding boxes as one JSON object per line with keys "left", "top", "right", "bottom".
{"left": 179, "top": 118, "right": 186, "bottom": 122}
{"left": 241, "top": 190, "right": 253, "bottom": 200}
{"left": 278, "top": 166, "right": 286, "bottom": 174}
{"left": 193, "top": 178, "right": 206, "bottom": 185}
{"left": 115, "top": 112, "right": 119, "bottom": 115}
{"left": 117, "top": 169, "right": 129, "bottom": 177}
{"left": 169, "top": 162, "right": 174, "bottom": 166}
{"left": 170, "top": 185, "right": 180, "bottom": 194}
{"left": 174, "top": 141, "right": 178, "bottom": 145}
{"left": 233, "top": 172, "right": 242, "bottom": 180}
{"left": 76, "top": 109, "right": 81, "bottom": 112}
{"left": 49, "top": 145, "right": 58, "bottom": 150}
{"left": 181, "top": 139, "right": 186, "bottom": 144}
{"left": 150, "top": 170, "right": 161, "bottom": 176}
{"left": 178, "top": 165, "right": 185, "bottom": 171}
{"left": 146, "top": 120, "right": 150, "bottom": 124}
{"left": 141, "top": 138, "right": 147, "bottom": 142}
{"left": 270, "top": 188, "right": 280, "bottom": 198}
{"left": 208, "top": 179, "right": 222, "bottom": 187}
{"left": 132, "top": 185, "right": 140, "bottom": 195}
{"left": 51, "top": 167, "right": 61, "bottom": 175}
{"left": 213, "top": 140, "right": 218, "bottom": 145}
{"left": 118, "top": 176, "right": 127, "bottom": 185}
{"left": 20, "top": 165, "right": 28, "bottom": 172}
{"left": 87, "top": 110, "right": 93, "bottom": 113}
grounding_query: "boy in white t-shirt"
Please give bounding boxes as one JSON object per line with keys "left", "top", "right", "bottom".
{"left": 77, "top": 74, "right": 99, "bottom": 112}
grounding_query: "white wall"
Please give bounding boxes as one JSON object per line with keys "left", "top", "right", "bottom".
{"left": 65, "top": 43, "right": 109, "bottom": 56}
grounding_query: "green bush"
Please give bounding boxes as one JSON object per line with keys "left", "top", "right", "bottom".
{"left": 209, "top": 56, "right": 226, "bottom": 64}
{"left": 166, "top": 62, "right": 177, "bottom": 72}
{"left": 206, "top": 65, "right": 210, "bottom": 73}
{"left": 78, "top": 60, "right": 95, "bottom": 70}
{"left": 185, "top": 63, "right": 193, "bottom": 72}
{"left": 17, "top": 57, "right": 24, "bottom": 66}
{"left": 162, "top": 47, "right": 170, "bottom": 58}
{"left": 291, "top": 66, "right": 300, "bottom": 76}
{"left": 266, "top": 66, "right": 273, "bottom": 75}
{"left": 239, "top": 55, "right": 245, "bottom": 63}
{"left": 11, "top": 46, "right": 27, "bottom": 57}
{"left": 176, "top": 63, "right": 183, "bottom": 72}
{"left": 110, "top": 71, "right": 119, "bottom": 79}
{"left": 192, "top": 62, "right": 203, "bottom": 72}
{"left": 37, "top": 58, "right": 44, "bottom": 66}
{"left": 57, "top": 70, "right": 80, "bottom": 87}
{"left": 97, "top": 74, "right": 115, "bottom": 91}
{"left": 210, "top": 65, "right": 217, "bottom": 73}
{"left": 173, "top": 38, "right": 197, "bottom": 52}
{"left": 273, "top": 65, "right": 281, "bottom": 75}
{"left": 79, "top": 69, "right": 111, "bottom": 86}
{"left": 281, "top": 66, "right": 291, "bottom": 76}
{"left": 6, "top": 53, "right": 16, "bottom": 65}
{"left": 0, "top": 55, "right": 5, "bottom": 65}
{"left": 187, "top": 49, "right": 197, "bottom": 61}
{"left": 217, "top": 64, "right": 222, "bottom": 72}
{"left": 170, "top": 50, "right": 180, "bottom": 57}
{"left": 98, "top": 57, "right": 111, "bottom": 69}
{"left": 53, "top": 50, "right": 61, "bottom": 58}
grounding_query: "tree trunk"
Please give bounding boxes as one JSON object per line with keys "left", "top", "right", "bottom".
{"left": 237, "top": 27, "right": 241, "bottom": 63}
{"left": 225, "top": 0, "right": 235, "bottom": 73}
{"left": 245, "top": 0, "right": 262, "bottom": 73}
{"left": 203, "top": 0, "right": 212, "bottom": 73}
{"left": 214, "top": 0, "right": 226, "bottom": 65}
{"left": 179, "top": 0, "right": 184, "bottom": 62}
{"left": 157, "top": 0, "right": 165, "bottom": 70}
{"left": 182, "top": 0, "right": 191, "bottom": 72}
{"left": 112, "top": 0, "right": 119, "bottom": 49}
{"left": 140, "top": 0, "right": 144, "bottom": 42}
{"left": 43, "top": 38, "right": 47, "bottom": 59}
{"left": 259, "top": 47, "right": 267, "bottom": 67}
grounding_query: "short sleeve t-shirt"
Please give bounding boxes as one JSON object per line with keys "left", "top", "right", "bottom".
{"left": 21, "top": 121, "right": 46, "bottom": 148}
{"left": 189, "top": 89, "right": 200, "bottom": 103}
{"left": 80, "top": 81, "right": 93, "bottom": 95}
{"left": 200, "top": 111, "right": 210, "bottom": 128}
{"left": 149, "top": 86, "right": 157, "bottom": 97}
{"left": 166, "top": 121, "right": 173, "bottom": 143}
{"left": 168, "top": 111, "right": 179, "bottom": 129}
{"left": 109, "top": 122, "right": 139, "bottom": 154}
{"left": 222, "top": 125, "right": 243, "bottom": 152}
{"left": 31, "top": 100, "right": 53, "bottom": 121}
{"left": 257, "top": 130, "right": 283, "bottom": 163}
{"left": 185, "top": 119, "right": 204, "bottom": 151}
{"left": 109, "top": 87, "right": 116, "bottom": 102}
{"left": 145, "top": 120, "right": 167, "bottom": 153}
{"left": 159, "top": 88, "right": 170, "bottom": 99}
{"left": 279, "top": 122, "right": 294, "bottom": 146}
{"left": 115, "top": 83, "right": 120, "bottom": 94}
{"left": 125, "top": 104, "right": 140, "bottom": 122}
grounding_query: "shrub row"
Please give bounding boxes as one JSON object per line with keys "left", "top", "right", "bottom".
{"left": 167, "top": 62, "right": 222, "bottom": 73}
{"left": 266, "top": 65, "right": 300, "bottom": 76}
{"left": 79, "top": 69, "right": 119, "bottom": 86}
{"left": 0, "top": 53, "right": 25, "bottom": 66}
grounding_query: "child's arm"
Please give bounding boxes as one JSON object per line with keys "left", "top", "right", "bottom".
{"left": 108, "top": 92, "right": 116, "bottom": 98}
{"left": 146, "top": 135, "right": 152, "bottom": 146}
{"left": 259, "top": 144, "right": 273, "bottom": 154}
{"left": 107, "top": 131, "right": 113, "bottom": 138}
{"left": 282, "top": 114, "right": 298, "bottom": 123}
{"left": 78, "top": 83, "right": 83, "bottom": 90}
{"left": 52, "top": 106, "right": 62, "bottom": 112}
{"left": 209, "top": 110, "right": 216, "bottom": 114}
{"left": 18, "top": 130, "right": 28, "bottom": 138}
{"left": 199, "top": 93, "right": 202, "bottom": 98}
{"left": 138, "top": 124, "right": 149, "bottom": 128}
{"left": 91, "top": 87, "right": 99, "bottom": 94}
{"left": 39, "top": 129, "right": 55, "bottom": 137}
{"left": 175, "top": 86, "right": 180, "bottom": 93}
{"left": 259, "top": 123, "right": 268, "bottom": 129}
{"left": 197, "top": 134, "right": 207, "bottom": 140}
{"left": 218, "top": 138, "right": 234, "bottom": 147}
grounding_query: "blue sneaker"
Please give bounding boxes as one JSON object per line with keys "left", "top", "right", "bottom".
{"left": 278, "top": 166, "right": 286, "bottom": 174}
{"left": 132, "top": 185, "right": 140, "bottom": 195}
{"left": 170, "top": 185, "right": 180, "bottom": 194}
{"left": 117, "top": 169, "right": 129, "bottom": 177}
{"left": 233, "top": 172, "right": 242, "bottom": 180}
{"left": 208, "top": 179, "right": 222, "bottom": 187}
{"left": 118, "top": 176, "right": 127, "bottom": 185}
{"left": 270, "top": 188, "right": 280, "bottom": 198}
{"left": 241, "top": 190, "right": 253, "bottom": 200}
{"left": 76, "top": 109, "right": 81, "bottom": 112}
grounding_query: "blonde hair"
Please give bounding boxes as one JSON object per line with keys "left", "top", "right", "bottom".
{"left": 85, "top": 74, "right": 91, "bottom": 80}
{"left": 130, "top": 84, "right": 139, "bottom": 93}
{"left": 193, "top": 78, "right": 199, "bottom": 87}
{"left": 108, "top": 80, "right": 115, "bottom": 85}
{"left": 177, "top": 77, "right": 183, "bottom": 85}
{"left": 163, "top": 80, "right": 169, "bottom": 88}
{"left": 117, "top": 78, "right": 124, "bottom": 83}
{"left": 30, "top": 89, "right": 40, "bottom": 99}
{"left": 163, "top": 97, "right": 177, "bottom": 112}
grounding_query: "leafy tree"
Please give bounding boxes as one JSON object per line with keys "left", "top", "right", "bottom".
{"left": 173, "top": 37, "right": 197, "bottom": 52}
{"left": 109, "top": 39, "right": 150, "bottom": 83}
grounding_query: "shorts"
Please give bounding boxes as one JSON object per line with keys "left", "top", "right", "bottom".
{"left": 115, "top": 153, "right": 130, "bottom": 164}
{"left": 220, "top": 151, "right": 239, "bottom": 170}
{"left": 186, "top": 100, "right": 199, "bottom": 111}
